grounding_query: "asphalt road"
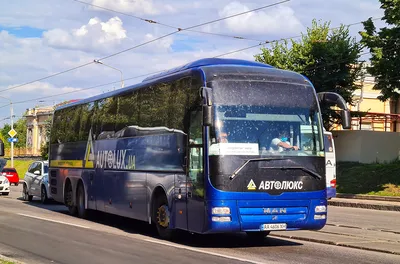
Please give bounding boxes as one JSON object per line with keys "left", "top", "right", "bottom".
{"left": 0, "top": 186, "right": 400, "bottom": 264}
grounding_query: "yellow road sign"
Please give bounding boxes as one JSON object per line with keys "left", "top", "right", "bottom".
{"left": 8, "top": 129, "right": 17, "bottom": 138}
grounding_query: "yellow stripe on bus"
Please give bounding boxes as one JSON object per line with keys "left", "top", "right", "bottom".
{"left": 85, "top": 161, "right": 94, "bottom": 168}
{"left": 50, "top": 160, "right": 84, "bottom": 168}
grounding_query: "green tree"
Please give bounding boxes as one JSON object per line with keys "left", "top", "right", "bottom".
{"left": 40, "top": 117, "right": 52, "bottom": 160}
{"left": 0, "top": 124, "right": 11, "bottom": 148}
{"left": 14, "top": 118, "right": 27, "bottom": 148}
{"left": 360, "top": 0, "right": 400, "bottom": 126}
{"left": 255, "top": 19, "right": 364, "bottom": 130}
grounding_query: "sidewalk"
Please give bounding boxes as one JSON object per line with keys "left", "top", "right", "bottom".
{"left": 328, "top": 194, "right": 400, "bottom": 212}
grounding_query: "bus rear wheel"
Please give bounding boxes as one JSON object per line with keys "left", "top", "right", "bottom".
{"left": 76, "top": 183, "right": 88, "bottom": 219}
{"left": 65, "top": 181, "right": 77, "bottom": 216}
{"left": 154, "top": 195, "right": 175, "bottom": 240}
{"left": 246, "top": 231, "right": 270, "bottom": 242}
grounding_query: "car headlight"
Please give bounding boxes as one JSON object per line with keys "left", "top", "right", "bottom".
{"left": 4, "top": 178, "right": 9, "bottom": 184}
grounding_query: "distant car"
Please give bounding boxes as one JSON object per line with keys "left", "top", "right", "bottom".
{"left": 2, "top": 167, "right": 20, "bottom": 186}
{"left": 22, "top": 160, "right": 52, "bottom": 203}
{"left": 0, "top": 174, "right": 10, "bottom": 196}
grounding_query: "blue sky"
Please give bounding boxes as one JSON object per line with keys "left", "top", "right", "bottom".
{"left": 0, "top": 25, "right": 44, "bottom": 38}
{"left": 0, "top": 0, "right": 387, "bottom": 127}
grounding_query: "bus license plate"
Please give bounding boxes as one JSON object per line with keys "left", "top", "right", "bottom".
{"left": 261, "top": 223, "right": 287, "bottom": 231}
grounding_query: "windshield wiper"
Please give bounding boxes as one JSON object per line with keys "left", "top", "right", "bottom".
{"left": 260, "top": 166, "right": 322, "bottom": 180}
{"left": 229, "top": 157, "right": 286, "bottom": 180}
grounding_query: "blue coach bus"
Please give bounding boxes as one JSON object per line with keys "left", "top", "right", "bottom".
{"left": 48, "top": 58, "right": 351, "bottom": 240}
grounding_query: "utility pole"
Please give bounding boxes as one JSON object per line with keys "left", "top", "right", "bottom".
{"left": 93, "top": 60, "right": 125, "bottom": 90}
{"left": 0, "top": 96, "right": 16, "bottom": 167}
{"left": 10, "top": 102, "right": 14, "bottom": 167}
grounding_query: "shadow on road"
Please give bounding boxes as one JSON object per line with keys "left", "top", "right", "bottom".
{"left": 19, "top": 198, "right": 302, "bottom": 249}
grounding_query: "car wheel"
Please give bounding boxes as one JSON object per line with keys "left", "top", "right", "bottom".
{"left": 41, "top": 185, "right": 48, "bottom": 204}
{"left": 22, "top": 184, "right": 33, "bottom": 201}
{"left": 15, "top": 182, "right": 19, "bottom": 186}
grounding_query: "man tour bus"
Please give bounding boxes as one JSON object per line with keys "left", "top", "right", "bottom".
{"left": 48, "top": 58, "right": 351, "bottom": 240}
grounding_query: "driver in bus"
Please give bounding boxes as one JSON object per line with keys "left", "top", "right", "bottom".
{"left": 269, "top": 130, "right": 299, "bottom": 152}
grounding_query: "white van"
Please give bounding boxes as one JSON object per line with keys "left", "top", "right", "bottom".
{"left": 323, "top": 131, "right": 336, "bottom": 199}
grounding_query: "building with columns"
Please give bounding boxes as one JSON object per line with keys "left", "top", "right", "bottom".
{"left": 24, "top": 106, "right": 54, "bottom": 156}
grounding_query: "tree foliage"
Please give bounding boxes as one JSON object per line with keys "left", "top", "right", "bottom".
{"left": 360, "top": 0, "right": 400, "bottom": 106}
{"left": 255, "top": 19, "right": 364, "bottom": 130}
{"left": 0, "top": 118, "right": 27, "bottom": 148}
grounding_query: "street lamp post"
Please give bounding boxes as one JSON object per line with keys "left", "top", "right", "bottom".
{"left": 0, "top": 96, "right": 14, "bottom": 167}
{"left": 93, "top": 60, "right": 124, "bottom": 90}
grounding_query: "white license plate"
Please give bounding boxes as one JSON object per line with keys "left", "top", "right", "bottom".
{"left": 261, "top": 223, "right": 287, "bottom": 231}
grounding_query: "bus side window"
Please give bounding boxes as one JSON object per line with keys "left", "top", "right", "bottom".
{"left": 188, "top": 110, "right": 203, "bottom": 185}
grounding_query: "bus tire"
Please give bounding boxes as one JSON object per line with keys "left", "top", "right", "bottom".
{"left": 76, "top": 183, "right": 88, "bottom": 219}
{"left": 154, "top": 195, "right": 175, "bottom": 240}
{"left": 65, "top": 180, "right": 77, "bottom": 216}
{"left": 246, "top": 231, "right": 270, "bottom": 242}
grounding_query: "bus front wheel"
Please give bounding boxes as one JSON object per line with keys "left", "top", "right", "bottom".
{"left": 154, "top": 195, "right": 175, "bottom": 240}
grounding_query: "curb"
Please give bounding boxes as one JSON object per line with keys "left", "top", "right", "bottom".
{"left": 269, "top": 233, "right": 400, "bottom": 256}
{"left": 328, "top": 200, "right": 400, "bottom": 212}
{"left": 336, "top": 193, "right": 400, "bottom": 202}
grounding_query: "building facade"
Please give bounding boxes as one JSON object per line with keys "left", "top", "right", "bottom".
{"left": 340, "top": 66, "right": 400, "bottom": 132}
{"left": 25, "top": 106, "right": 54, "bottom": 156}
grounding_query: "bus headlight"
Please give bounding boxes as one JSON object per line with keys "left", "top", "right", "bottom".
{"left": 315, "top": 205, "right": 327, "bottom": 213}
{"left": 211, "top": 207, "right": 231, "bottom": 215}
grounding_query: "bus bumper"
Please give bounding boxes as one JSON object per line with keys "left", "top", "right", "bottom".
{"left": 203, "top": 199, "right": 327, "bottom": 234}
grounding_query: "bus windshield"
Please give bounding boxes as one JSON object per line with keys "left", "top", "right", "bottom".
{"left": 209, "top": 81, "right": 324, "bottom": 157}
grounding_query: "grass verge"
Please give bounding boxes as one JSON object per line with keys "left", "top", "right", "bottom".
{"left": 0, "top": 259, "right": 16, "bottom": 264}
{"left": 337, "top": 161, "right": 400, "bottom": 196}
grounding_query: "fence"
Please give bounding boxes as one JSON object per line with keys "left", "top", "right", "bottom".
{"left": 332, "top": 130, "right": 400, "bottom": 163}
{"left": 4, "top": 148, "right": 41, "bottom": 158}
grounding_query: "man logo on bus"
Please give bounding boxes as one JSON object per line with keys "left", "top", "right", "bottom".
{"left": 247, "top": 179, "right": 257, "bottom": 190}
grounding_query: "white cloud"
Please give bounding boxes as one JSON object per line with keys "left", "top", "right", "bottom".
{"left": 43, "top": 17, "right": 127, "bottom": 52}
{"left": 216, "top": 1, "right": 303, "bottom": 36}
{"left": 91, "top": 0, "right": 159, "bottom": 15}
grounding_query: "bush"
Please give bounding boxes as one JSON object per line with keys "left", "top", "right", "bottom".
{"left": 40, "top": 142, "right": 49, "bottom": 160}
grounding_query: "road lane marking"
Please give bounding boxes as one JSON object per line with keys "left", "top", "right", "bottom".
{"left": 17, "top": 213, "right": 90, "bottom": 229}
{"left": 142, "top": 238, "right": 270, "bottom": 264}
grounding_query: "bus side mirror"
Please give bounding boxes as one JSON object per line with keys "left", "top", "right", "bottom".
{"left": 341, "top": 110, "right": 351, "bottom": 129}
{"left": 317, "top": 92, "right": 352, "bottom": 130}
{"left": 201, "top": 86, "right": 213, "bottom": 126}
{"left": 203, "top": 105, "right": 212, "bottom": 126}
{"left": 0, "top": 140, "right": 4, "bottom": 157}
